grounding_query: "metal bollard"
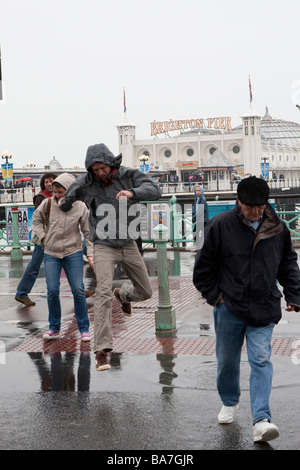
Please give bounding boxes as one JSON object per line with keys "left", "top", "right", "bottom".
{"left": 153, "top": 223, "right": 176, "bottom": 333}
{"left": 10, "top": 206, "right": 23, "bottom": 261}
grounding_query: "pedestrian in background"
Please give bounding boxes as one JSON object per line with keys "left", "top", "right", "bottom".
{"left": 193, "top": 176, "right": 300, "bottom": 443}
{"left": 32, "top": 173, "right": 93, "bottom": 342}
{"left": 15, "top": 172, "right": 57, "bottom": 306}
{"left": 192, "top": 184, "right": 209, "bottom": 247}
{"left": 59, "top": 143, "right": 162, "bottom": 371}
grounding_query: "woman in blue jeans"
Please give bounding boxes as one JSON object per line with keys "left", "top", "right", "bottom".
{"left": 44, "top": 251, "right": 90, "bottom": 337}
{"left": 32, "top": 173, "right": 94, "bottom": 342}
{"left": 15, "top": 172, "right": 57, "bottom": 306}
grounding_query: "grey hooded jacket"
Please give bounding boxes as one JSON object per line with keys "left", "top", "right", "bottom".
{"left": 59, "top": 144, "right": 162, "bottom": 247}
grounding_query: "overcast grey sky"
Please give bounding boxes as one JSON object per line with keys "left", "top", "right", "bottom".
{"left": 0, "top": 0, "right": 300, "bottom": 169}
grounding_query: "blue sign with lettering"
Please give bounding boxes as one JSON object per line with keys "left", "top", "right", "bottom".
{"left": 261, "top": 162, "right": 269, "bottom": 179}
{"left": 140, "top": 164, "right": 149, "bottom": 174}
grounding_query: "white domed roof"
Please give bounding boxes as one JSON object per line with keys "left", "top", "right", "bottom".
{"left": 233, "top": 107, "right": 300, "bottom": 149}
{"left": 260, "top": 107, "right": 300, "bottom": 148}
{"left": 49, "top": 156, "right": 62, "bottom": 170}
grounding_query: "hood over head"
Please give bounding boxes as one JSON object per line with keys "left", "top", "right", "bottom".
{"left": 85, "top": 143, "right": 122, "bottom": 172}
{"left": 194, "top": 184, "right": 204, "bottom": 195}
{"left": 53, "top": 173, "right": 75, "bottom": 191}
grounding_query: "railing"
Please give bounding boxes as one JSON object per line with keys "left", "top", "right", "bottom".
{"left": 277, "top": 211, "right": 300, "bottom": 243}
{"left": 157, "top": 178, "right": 300, "bottom": 194}
{"left": 0, "top": 204, "right": 35, "bottom": 254}
{"left": 0, "top": 220, "right": 8, "bottom": 246}
{"left": 0, "top": 187, "right": 36, "bottom": 204}
{"left": 1, "top": 198, "right": 300, "bottom": 259}
{"left": 0, "top": 199, "right": 197, "bottom": 255}
{"left": 2, "top": 177, "right": 300, "bottom": 202}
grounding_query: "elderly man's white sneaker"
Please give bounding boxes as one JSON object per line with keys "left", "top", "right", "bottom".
{"left": 218, "top": 403, "right": 239, "bottom": 424}
{"left": 253, "top": 420, "right": 279, "bottom": 443}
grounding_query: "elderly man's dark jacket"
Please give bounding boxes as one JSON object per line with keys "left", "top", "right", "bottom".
{"left": 193, "top": 202, "right": 300, "bottom": 326}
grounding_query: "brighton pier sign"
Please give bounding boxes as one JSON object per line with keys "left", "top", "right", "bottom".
{"left": 150, "top": 116, "right": 232, "bottom": 136}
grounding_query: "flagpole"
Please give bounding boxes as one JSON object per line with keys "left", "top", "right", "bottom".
{"left": 123, "top": 87, "right": 127, "bottom": 120}
{"left": 249, "top": 75, "right": 253, "bottom": 110}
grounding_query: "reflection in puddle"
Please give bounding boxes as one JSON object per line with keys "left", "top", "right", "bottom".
{"left": 28, "top": 352, "right": 124, "bottom": 392}
{"left": 157, "top": 353, "right": 178, "bottom": 396}
{"left": 28, "top": 352, "right": 91, "bottom": 392}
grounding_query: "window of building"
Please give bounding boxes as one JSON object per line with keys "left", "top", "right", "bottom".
{"left": 164, "top": 149, "right": 172, "bottom": 158}
{"left": 209, "top": 147, "right": 216, "bottom": 155}
{"left": 232, "top": 145, "right": 240, "bottom": 154}
{"left": 187, "top": 148, "right": 194, "bottom": 157}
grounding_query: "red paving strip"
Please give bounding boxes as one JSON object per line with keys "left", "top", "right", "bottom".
{"left": 11, "top": 315, "right": 295, "bottom": 356}
{"left": 11, "top": 279, "right": 296, "bottom": 356}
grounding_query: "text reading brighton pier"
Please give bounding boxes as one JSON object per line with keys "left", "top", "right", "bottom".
{"left": 150, "top": 116, "right": 232, "bottom": 136}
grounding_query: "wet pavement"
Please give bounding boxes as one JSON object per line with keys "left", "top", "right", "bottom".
{"left": 0, "top": 252, "right": 300, "bottom": 452}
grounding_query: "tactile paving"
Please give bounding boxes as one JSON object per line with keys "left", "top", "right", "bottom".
{"left": 11, "top": 279, "right": 295, "bottom": 356}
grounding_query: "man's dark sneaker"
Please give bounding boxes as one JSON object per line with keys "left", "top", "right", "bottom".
{"left": 113, "top": 288, "right": 132, "bottom": 316}
{"left": 84, "top": 290, "right": 95, "bottom": 298}
{"left": 95, "top": 350, "right": 111, "bottom": 371}
{"left": 15, "top": 295, "right": 36, "bottom": 307}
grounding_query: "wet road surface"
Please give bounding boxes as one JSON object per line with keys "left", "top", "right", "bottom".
{"left": 0, "top": 253, "right": 300, "bottom": 452}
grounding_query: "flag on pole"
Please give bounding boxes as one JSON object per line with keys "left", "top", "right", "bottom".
{"left": 249, "top": 75, "right": 253, "bottom": 103}
{"left": 123, "top": 87, "right": 127, "bottom": 114}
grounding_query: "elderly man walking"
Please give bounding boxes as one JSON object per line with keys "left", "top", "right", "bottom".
{"left": 193, "top": 176, "right": 300, "bottom": 443}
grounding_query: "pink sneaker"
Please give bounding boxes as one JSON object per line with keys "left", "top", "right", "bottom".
{"left": 43, "top": 330, "right": 60, "bottom": 340}
{"left": 81, "top": 332, "right": 91, "bottom": 342}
